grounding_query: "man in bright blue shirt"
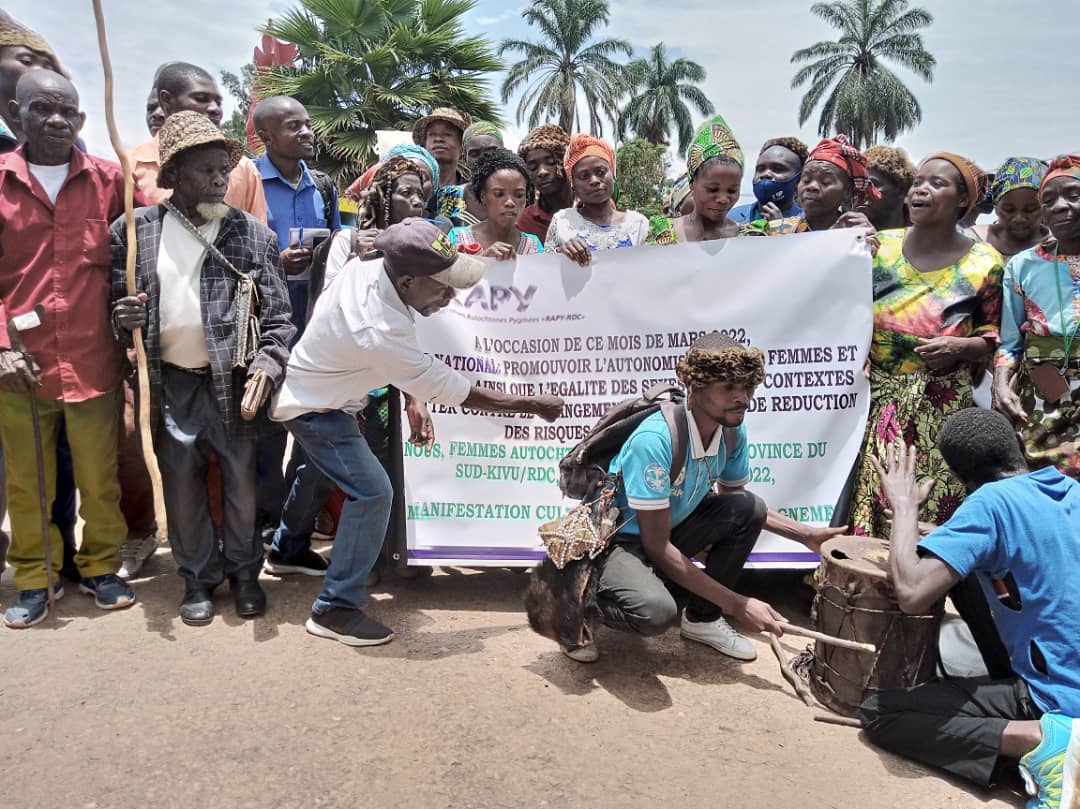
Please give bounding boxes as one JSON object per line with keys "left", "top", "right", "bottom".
{"left": 864, "top": 408, "right": 1080, "bottom": 807}
{"left": 571, "top": 333, "right": 845, "bottom": 663}
{"left": 253, "top": 95, "right": 341, "bottom": 546}
{"left": 729, "top": 137, "right": 807, "bottom": 225}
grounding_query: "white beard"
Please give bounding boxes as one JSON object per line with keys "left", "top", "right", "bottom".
{"left": 195, "top": 202, "right": 230, "bottom": 221}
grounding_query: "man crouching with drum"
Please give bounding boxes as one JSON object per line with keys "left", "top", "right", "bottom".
{"left": 566, "top": 332, "right": 845, "bottom": 663}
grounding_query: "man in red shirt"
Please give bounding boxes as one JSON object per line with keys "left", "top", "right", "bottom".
{"left": 0, "top": 70, "right": 141, "bottom": 627}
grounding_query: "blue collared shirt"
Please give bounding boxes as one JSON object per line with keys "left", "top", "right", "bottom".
{"left": 730, "top": 200, "right": 803, "bottom": 224}
{"left": 255, "top": 152, "right": 341, "bottom": 256}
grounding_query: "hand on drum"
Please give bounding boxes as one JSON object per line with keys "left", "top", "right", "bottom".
{"left": 736, "top": 597, "right": 787, "bottom": 636}
{"left": 802, "top": 524, "right": 848, "bottom": 554}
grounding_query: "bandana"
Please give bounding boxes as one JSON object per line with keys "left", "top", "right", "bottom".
{"left": 686, "top": 114, "right": 743, "bottom": 177}
{"left": 921, "top": 152, "right": 986, "bottom": 217}
{"left": 518, "top": 124, "right": 570, "bottom": 164}
{"left": 564, "top": 133, "right": 616, "bottom": 179}
{"left": 1039, "top": 154, "right": 1080, "bottom": 201}
{"left": 385, "top": 143, "right": 441, "bottom": 192}
{"left": 807, "top": 135, "right": 880, "bottom": 206}
{"left": 991, "top": 157, "right": 1049, "bottom": 204}
{"left": 462, "top": 121, "right": 503, "bottom": 147}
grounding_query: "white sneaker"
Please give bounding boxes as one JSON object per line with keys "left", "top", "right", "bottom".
{"left": 680, "top": 613, "right": 757, "bottom": 661}
{"left": 117, "top": 533, "right": 158, "bottom": 580}
{"left": 562, "top": 643, "right": 599, "bottom": 663}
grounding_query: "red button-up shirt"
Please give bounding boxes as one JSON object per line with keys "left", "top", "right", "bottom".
{"left": 0, "top": 145, "right": 140, "bottom": 402}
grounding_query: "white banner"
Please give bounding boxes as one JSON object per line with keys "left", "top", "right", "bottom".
{"left": 403, "top": 229, "right": 872, "bottom": 568}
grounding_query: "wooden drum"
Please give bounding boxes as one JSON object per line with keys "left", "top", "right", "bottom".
{"left": 809, "top": 536, "right": 944, "bottom": 717}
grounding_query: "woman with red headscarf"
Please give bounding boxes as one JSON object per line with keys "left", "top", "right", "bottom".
{"left": 850, "top": 152, "right": 1005, "bottom": 536}
{"left": 768, "top": 135, "right": 877, "bottom": 234}
{"left": 993, "top": 155, "right": 1080, "bottom": 477}
{"left": 543, "top": 134, "right": 649, "bottom": 266}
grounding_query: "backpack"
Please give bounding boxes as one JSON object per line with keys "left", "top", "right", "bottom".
{"left": 557, "top": 383, "right": 739, "bottom": 501}
{"left": 306, "top": 169, "right": 340, "bottom": 319}
{"left": 310, "top": 168, "right": 338, "bottom": 228}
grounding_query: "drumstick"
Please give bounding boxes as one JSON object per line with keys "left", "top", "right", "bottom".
{"left": 813, "top": 712, "right": 863, "bottom": 728}
{"left": 768, "top": 635, "right": 815, "bottom": 707}
{"left": 777, "top": 622, "right": 877, "bottom": 654}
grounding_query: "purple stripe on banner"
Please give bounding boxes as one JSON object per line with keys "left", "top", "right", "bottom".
{"left": 408, "top": 547, "right": 822, "bottom": 564}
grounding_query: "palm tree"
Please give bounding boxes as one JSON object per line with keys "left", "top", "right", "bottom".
{"left": 790, "top": 0, "right": 935, "bottom": 148}
{"left": 618, "top": 43, "right": 714, "bottom": 154}
{"left": 259, "top": 0, "right": 503, "bottom": 182}
{"left": 499, "top": 0, "right": 631, "bottom": 137}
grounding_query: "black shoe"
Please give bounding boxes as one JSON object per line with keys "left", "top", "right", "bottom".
{"left": 232, "top": 579, "right": 266, "bottom": 618}
{"left": 263, "top": 548, "right": 328, "bottom": 577}
{"left": 305, "top": 607, "right": 393, "bottom": 647}
{"left": 180, "top": 585, "right": 214, "bottom": 626}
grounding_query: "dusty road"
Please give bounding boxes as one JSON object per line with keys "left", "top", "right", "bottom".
{"left": 1, "top": 549, "right": 1022, "bottom": 809}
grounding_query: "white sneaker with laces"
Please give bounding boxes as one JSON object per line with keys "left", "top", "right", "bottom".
{"left": 117, "top": 533, "right": 158, "bottom": 580}
{"left": 680, "top": 613, "right": 757, "bottom": 661}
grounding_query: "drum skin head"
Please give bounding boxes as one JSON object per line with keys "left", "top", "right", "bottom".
{"left": 818, "top": 536, "right": 890, "bottom": 581}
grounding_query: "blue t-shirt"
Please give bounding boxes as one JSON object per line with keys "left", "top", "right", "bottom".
{"left": 608, "top": 409, "right": 749, "bottom": 536}
{"left": 729, "top": 200, "right": 803, "bottom": 224}
{"left": 919, "top": 467, "right": 1080, "bottom": 716}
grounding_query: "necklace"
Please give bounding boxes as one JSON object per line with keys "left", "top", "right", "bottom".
{"left": 1051, "top": 241, "right": 1080, "bottom": 375}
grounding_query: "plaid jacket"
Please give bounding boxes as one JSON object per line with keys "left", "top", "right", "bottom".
{"left": 110, "top": 205, "right": 295, "bottom": 438}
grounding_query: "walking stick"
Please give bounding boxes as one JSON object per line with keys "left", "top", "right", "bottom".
{"left": 90, "top": 0, "right": 167, "bottom": 539}
{"left": 6, "top": 306, "right": 56, "bottom": 614}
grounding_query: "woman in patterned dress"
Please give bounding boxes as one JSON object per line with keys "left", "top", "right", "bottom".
{"left": 993, "top": 155, "right": 1080, "bottom": 477}
{"left": 543, "top": 134, "right": 649, "bottom": 264}
{"left": 645, "top": 115, "right": 761, "bottom": 245}
{"left": 447, "top": 148, "right": 543, "bottom": 257}
{"left": 850, "top": 152, "right": 1004, "bottom": 537}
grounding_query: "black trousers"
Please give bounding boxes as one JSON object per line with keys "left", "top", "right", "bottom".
{"left": 595, "top": 490, "right": 767, "bottom": 634}
{"left": 860, "top": 677, "right": 1041, "bottom": 786}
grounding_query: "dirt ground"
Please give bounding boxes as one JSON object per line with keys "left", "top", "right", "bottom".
{"left": 1, "top": 546, "right": 1023, "bottom": 809}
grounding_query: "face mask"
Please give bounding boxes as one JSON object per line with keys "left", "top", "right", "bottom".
{"left": 753, "top": 175, "right": 800, "bottom": 209}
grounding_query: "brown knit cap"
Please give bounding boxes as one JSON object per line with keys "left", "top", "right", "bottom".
{"left": 517, "top": 124, "right": 571, "bottom": 163}
{"left": 157, "top": 111, "right": 243, "bottom": 189}
{"left": 920, "top": 152, "right": 987, "bottom": 218}
{"left": 0, "top": 11, "right": 67, "bottom": 78}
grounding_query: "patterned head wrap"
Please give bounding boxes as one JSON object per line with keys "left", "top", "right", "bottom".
{"left": 1038, "top": 155, "right": 1080, "bottom": 201}
{"left": 920, "top": 152, "right": 987, "bottom": 217}
{"left": 991, "top": 157, "right": 1049, "bottom": 204}
{"left": 385, "top": 142, "right": 440, "bottom": 192}
{"left": 663, "top": 174, "right": 692, "bottom": 217}
{"left": 807, "top": 135, "right": 880, "bottom": 205}
{"left": 462, "top": 121, "right": 503, "bottom": 147}
{"left": 0, "top": 11, "right": 66, "bottom": 78}
{"left": 517, "top": 124, "right": 570, "bottom": 164}
{"left": 686, "top": 114, "right": 744, "bottom": 177}
{"left": 564, "top": 133, "right": 616, "bottom": 179}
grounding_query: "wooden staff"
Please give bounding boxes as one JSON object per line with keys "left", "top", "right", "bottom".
{"left": 91, "top": 0, "right": 167, "bottom": 539}
{"left": 813, "top": 712, "right": 863, "bottom": 729}
{"left": 769, "top": 634, "right": 815, "bottom": 707}
{"left": 778, "top": 622, "right": 877, "bottom": 654}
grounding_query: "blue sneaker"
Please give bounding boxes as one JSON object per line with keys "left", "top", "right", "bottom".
{"left": 78, "top": 573, "right": 135, "bottom": 610}
{"left": 1020, "top": 713, "right": 1079, "bottom": 809}
{"left": 3, "top": 585, "right": 65, "bottom": 628}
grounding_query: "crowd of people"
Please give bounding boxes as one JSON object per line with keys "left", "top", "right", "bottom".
{"left": 0, "top": 9, "right": 1078, "bottom": 807}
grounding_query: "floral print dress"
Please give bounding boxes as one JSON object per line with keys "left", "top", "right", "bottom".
{"left": 851, "top": 229, "right": 1004, "bottom": 536}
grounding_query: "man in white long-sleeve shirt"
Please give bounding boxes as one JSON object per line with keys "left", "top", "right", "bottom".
{"left": 271, "top": 218, "right": 563, "bottom": 646}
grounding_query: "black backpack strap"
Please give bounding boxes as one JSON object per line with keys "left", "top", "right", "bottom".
{"left": 644, "top": 382, "right": 684, "bottom": 403}
{"left": 660, "top": 401, "right": 689, "bottom": 487}
{"left": 310, "top": 169, "right": 338, "bottom": 228}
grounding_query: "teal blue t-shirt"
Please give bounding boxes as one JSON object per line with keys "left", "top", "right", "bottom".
{"left": 608, "top": 409, "right": 749, "bottom": 536}
{"left": 919, "top": 467, "right": 1080, "bottom": 716}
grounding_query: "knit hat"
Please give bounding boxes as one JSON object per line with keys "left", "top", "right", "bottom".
{"left": 517, "top": 124, "right": 571, "bottom": 164}
{"left": 920, "top": 152, "right": 987, "bottom": 218}
{"left": 158, "top": 111, "right": 243, "bottom": 190}
{"left": 0, "top": 11, "right": 66, "bottom": 78}
{"left": 412, "top": 108, "right": 469, "bottom": 146}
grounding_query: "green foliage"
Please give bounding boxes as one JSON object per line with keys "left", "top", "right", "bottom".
{"left": 618, "top": 43, "right": 714, "bottom": 154}
{"left": 259, "top": 0, "right": 503, "bottom": 182}
{"left": 499, "top": 0, "right": 632, "bottom": 136}
{"left": 616, "top": 138, "right": 669, "bottom": 218}
{"left": 790, "top": 0, "right": 935, "bottom": 148}
{"left": 220, "top": 66, "right": 256, "bottom": 151}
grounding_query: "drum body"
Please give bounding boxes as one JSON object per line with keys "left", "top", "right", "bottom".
{"left": 809, "top": 537, "right": 944, "bottom": 717}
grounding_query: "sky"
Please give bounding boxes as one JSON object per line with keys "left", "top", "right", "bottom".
{"left": 10, "top": 0, "right": 1079, "bottom": 190}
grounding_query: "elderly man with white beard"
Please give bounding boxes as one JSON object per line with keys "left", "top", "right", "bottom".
{"left": 111, "top": 111, "right": 294, "bottom": 626}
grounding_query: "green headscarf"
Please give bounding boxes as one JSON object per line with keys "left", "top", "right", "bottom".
{"left": 463, "top": 121, "right": 503, "bottom": 147}
{"left": 686, "top": 114, "right": 743, "bottom": 178}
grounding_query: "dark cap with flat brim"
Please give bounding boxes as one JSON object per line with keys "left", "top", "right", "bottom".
{"left": 374, "top": 218, "right": 485, "bottom": 289}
